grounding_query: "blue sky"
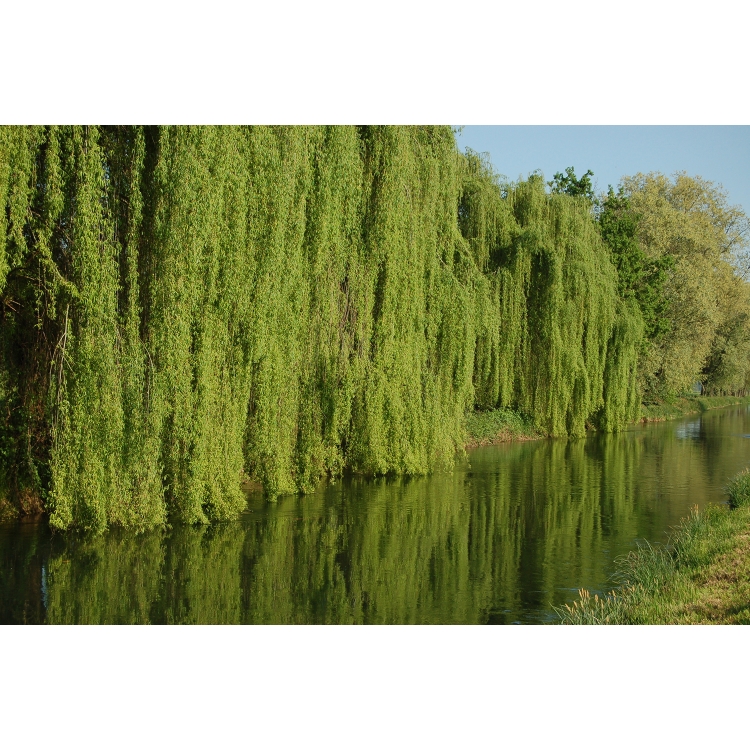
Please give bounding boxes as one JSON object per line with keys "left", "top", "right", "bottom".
{"left": 454, "top": 127, "right": 750, "bottom": 216}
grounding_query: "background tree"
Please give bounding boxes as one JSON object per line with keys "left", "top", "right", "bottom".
{"left": 548, "top": 167, "right": 595, "bottom": 202}
{"left": 4, "top": 131, "right": 747, "bottom": 529}
{"left": 621, "top": 172, "right": 750, "bottom": 399}
{"left": 598, "top": 186, "right": 672, "bottom": 345}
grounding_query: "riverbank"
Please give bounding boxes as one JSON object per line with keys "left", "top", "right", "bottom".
{"left": 464, "top": 395, "right": 750, "bottom": 449}
{"left": 558, "top": 468, "right": 750, "bottom": 624}
{"left": 464, "top": 408, "right": 546, "bottom": 447}
{"left": 639, "top": 394, "right": 750, "bottom": 423}
{"left": 4, "top": 398, "right": 748, "bottom": 524}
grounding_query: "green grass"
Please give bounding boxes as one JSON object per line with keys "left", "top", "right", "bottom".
{"left": 467, "top": 396, "right": 750, "bottom": 448}
{"left": 464, "top": 408, "right": 545, "bottom": 448}
{"left": 639, "top": 394, "right": 750, "bottom": 423}
{"left": 557, "top": 468, "right": 750, "bottom": 624}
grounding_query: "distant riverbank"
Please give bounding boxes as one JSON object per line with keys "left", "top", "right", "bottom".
{"left": 639, "top": 394, "right": 750, "bottom": 423}
{"left": 464, "top": 395, "right": 750, "bottom": 448}
{"left": 557, "top": 467, "right": 750, "bottom": 624}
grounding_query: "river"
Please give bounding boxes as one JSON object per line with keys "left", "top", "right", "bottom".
{"left": 2, "top": 405, "right": 749, "bottom": 624}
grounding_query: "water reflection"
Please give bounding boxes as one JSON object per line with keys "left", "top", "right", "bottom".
{"left": 675, "top": 419, "right": 702, "bottom": 441}
{"left": 2, "top": 406, "right": 750, "bottom": 624}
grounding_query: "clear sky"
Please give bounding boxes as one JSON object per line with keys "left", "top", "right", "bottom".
{"left": 454, "top": 126, "right": 750, "bottom": 216}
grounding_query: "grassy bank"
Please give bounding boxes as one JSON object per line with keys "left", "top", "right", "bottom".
{"left": 464, "top": 409, "right": 546, "bottom": 448}
{"left": 466, "top": 395, "right": 750, "bottom": 449}
{"left": 558, "top": 468, "right": 750, "bottom": 624}
{"left": 639, "top": 394, "right": 750, "bottom": 423}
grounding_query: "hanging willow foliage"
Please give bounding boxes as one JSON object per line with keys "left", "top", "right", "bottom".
{"left": 0, "top": 126, "right": 642, "bottom": 530}
{"left": 460, "top": 159, "right": 643, "bottom": 437}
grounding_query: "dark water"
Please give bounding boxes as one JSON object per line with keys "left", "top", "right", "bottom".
{"left": 3, "top": 406, "right": 750, "bottom": 624}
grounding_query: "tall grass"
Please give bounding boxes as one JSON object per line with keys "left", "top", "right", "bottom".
{"left": 727, "top": 468, "right": 750, "bottom": 509}
{"left": 558, "top": 467, "right": 750, "bottom": 624}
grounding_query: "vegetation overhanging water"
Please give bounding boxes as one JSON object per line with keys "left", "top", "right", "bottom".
{"left": 2, "top": 404, "right": 749, "bottom": 624}
{"left": 3, "top": 126, "right": 749, "bottom": 532}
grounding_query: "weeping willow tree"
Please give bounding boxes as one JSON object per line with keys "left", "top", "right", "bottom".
{"left": 0, "top": 126, "right": 641, "bottom": 530}
{"left": 460, "top": 155, "right": 642, "bottom": 436}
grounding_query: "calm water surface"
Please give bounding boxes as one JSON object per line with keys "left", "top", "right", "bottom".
{"left": 3, "top": 406, "right": 750, "bottom": 624}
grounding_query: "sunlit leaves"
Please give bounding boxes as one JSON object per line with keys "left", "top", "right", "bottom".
{"left": 622, "top": 172, "right": 750, "bottom": 398}
{"left": 0, "top": 126, "right": 659, "bottom": 529}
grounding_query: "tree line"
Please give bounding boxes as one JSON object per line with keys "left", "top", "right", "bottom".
{"left": 550, "top": 164, "right": 750, "bottom": 401}
{"left": 1, "top": 126, "right": 747, "bottom": 530}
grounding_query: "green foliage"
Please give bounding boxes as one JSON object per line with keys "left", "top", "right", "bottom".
{"left": 598, "top": 187, "right": 672, "bottom": 343}
{"left": 548, "top": 166, "right": 595, "bottom": 202}
{"left": 727, "top": 468, "right": 750, "bottom": 509}
{"left": 621, "top": 172, "right": 750, "bottom": 399}
{"left": 464, "top": 407, "right": 542, "bottom": 445}
{"left": 597, "top": 297, "right": 643, "bottom": 431}
{"left": 0, "top": 126, "right": 648, "bottom": 529}
{"left": 461, "top": 165, "right": 637, "bottom": 436}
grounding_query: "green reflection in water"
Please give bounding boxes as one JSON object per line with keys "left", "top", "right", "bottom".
{"left": 3, "top": 407, "right": 750, "bottom": 624}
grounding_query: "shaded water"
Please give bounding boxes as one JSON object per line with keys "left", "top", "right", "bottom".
{"left": 3, "top": 406, "right": 750, "bottom": 624}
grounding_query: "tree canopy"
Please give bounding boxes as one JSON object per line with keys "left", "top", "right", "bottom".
{"left": 1, "top": 129, "right": 746, "bottom": 530}
{"left": 548, "top": 166, "right": 596, "bottom": 202}
{"left": 620, "top": 172, "right": 750, "bottom": 398}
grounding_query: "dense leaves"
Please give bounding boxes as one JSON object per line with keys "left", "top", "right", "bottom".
{"left": 598, "top": 187, "right": 672, "bottom": 344}
{"left": 3, "top": 127, "right": 728, "bottom": 530}
{"left": 621, "top": 172, "right": 750, "bottom": 399}
{"left": 548, "top": 167, "right": 596, "bottom": 202}
{"left": 461, "top": 162, "right": 638, "bottom": 436}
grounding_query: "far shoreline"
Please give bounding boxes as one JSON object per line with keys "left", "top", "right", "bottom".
{"left": 463, "top": 394, "right": 750, "bottom": 451}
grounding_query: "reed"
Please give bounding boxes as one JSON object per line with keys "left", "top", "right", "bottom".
{"left": 558, "top": 467, "right": 750, "bottom": 624}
